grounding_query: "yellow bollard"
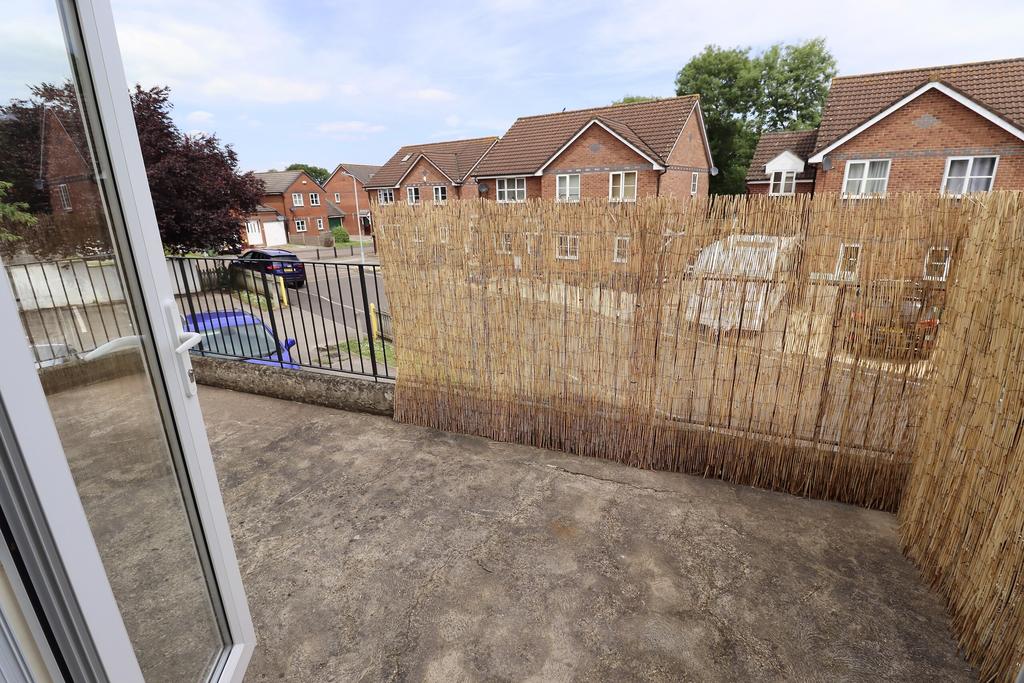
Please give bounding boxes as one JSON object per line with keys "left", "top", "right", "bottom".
{"left": 369, "top": 302, "right": 380, "bottom": 340}
{"left": 276, "top": 276, "right": 288, "bottom": 308}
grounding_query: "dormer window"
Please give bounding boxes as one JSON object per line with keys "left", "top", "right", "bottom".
{"left": 401, "top": 153, "right": 412, "bottom": 162}
{"left": 769, "top": 171, "right": 796, "bottom": 196}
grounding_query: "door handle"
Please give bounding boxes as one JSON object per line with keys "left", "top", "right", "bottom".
{"left": 164, "top": 300, "right": 199, "bottom": 397}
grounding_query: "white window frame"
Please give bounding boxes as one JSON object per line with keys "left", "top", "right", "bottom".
{"left": 57, "top": 183, "right": 73, "bottom": 210}
{"left": 923, "top": 246, "right": 952, "bottom": 281}
{"left": 309, "top": 192, "right": 320, "bottom": 206}
{"left": 245, "top": 219, "right": 261, "bottom": 240}
{"left": 377, "top": 188, "right": 394, "bottom": 205}
{"left": 841, "top": 159, "right": 890, "bottom": 198}
{"left": 406, "top": 187, "right": 420, "bottom": 205}
{"left": 768, "top": 170, "right": 796, "bottom": 196}
{"left": 556, "top": 234, "right": 580, "bottom": 260}
{"left": 294, "top": 218, "right": 307, "bottom": 232}
{"left": 941, "top": 156, "right": 999, "bottom": 196}
{"left": 438, "top": 225, "right": 450, "bottom": 243}
{"left": 613, "top": 235, "right": 630, "bottom": 263}
{"left": 495, "top": 177, "right": 526, "bottom": 203}
{"left": 495, "top": 232, "right": 513, "bottom": 254}
{"left": 316, "top": 217, "right": 324, "bottom": 231}
{"left": 608, "top": 171, "right": 637, "bottom": 202}
{"left": 291, "top": 192, "right": 304, "bottom": 207}
{"left": 834, "top": 242, "right": 861, "bottom": 279}
{"left": 334, "top": 192, "right": 341, "bottom": 202}
{"left": 2, "top": 2, "right": 256, "bottom": 679}
{"left": 525, "top": 232, "right": 541, "bottom": 256}
{"left": 412, "top": 225, "right": 424, "bottom": 243}
{"left": 556, "top": 174, "right": 580, "bottom": 202}
{"left": 433, "top": 185, "right": 447, "bottom": 203}
{"left": 690, "top": 172, "right": 699, "bottom": 197}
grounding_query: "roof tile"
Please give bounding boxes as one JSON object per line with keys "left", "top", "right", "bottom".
{"left": 746, "top": 130, "right": 818, "bottom": 181}
{"left": 365, "top": 137, "right": 498, "bottom": 188}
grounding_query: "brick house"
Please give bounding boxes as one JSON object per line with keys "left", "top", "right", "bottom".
{"left": 252, "top": 170, "right": 345, "bottom": 246}
{"left": 746, "top": 58, "right": 1024, "bottom": 196}
{"left": 364, "top": 137, "right": 498, "bottom": 207}
{"left": 323, "top": 163, "right": 380, "bottom": 238}
{"left": 470, "top": 96, "right": 714, "bottom": 203}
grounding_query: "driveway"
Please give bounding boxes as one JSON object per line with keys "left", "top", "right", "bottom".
{"left": 199, "top": 386, "right": 973, "bottom": 682}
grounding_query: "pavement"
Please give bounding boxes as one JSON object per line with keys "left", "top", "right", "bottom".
{"left": 195, "top": 385, "right": 973, "bottom": 682}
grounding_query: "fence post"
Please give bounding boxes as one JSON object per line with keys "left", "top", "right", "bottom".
{"left": 260, "top": 271, "right": 286, "bottom": 367}
{"left": 369, "top": 302, "right": 380, "bottom": 340}
{"left": 358, "top": 264, "right": 379, "bottom": 378}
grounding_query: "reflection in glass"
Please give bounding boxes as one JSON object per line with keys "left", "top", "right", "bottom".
{"left": 2, "top": 2, "right": 224, "bottom": 680}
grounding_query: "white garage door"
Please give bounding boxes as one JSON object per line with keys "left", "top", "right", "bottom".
{"left": 263, "top": 220, "right": 287, "bottom": 246}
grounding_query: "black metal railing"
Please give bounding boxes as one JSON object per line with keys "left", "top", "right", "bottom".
{"left": 168, "top": 256, "right": 394, "bottom": 381}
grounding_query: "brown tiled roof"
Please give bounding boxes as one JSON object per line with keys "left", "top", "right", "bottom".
{"left": 815, "top": 57, "right": 1024, "bottom": 154}
{"left": 746, "top": 129, "right": 818, "bottom": 182}
{"left": 255, "top": 170, "right": 305, "bottom": 194}
{"left": 365, "top": 137, "right": 498, "bottom": 188}
{"left": 472, "top": 96, "right": 700, "bottom": 177}
{"left": 328, "top": 163, "right": 382, "bottom": 186}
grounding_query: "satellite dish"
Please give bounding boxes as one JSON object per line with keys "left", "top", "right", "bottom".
{"left": 822, "top": 157, "right": 833, "bottom": 171}
{"left": 710, "top": 166, "right": 719, "bottom": 177}
{"left": 477, "top": 183, "right": 489, "bottom": 194}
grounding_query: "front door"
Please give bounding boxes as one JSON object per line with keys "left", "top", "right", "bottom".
{"left": 0, "top": 0, "right": 253, "bottom": 680}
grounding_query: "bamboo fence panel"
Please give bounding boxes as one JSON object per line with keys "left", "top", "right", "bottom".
{"left": 899, "top": 191, "right": 1024, "bottom": 681}
{"left": 376, "top": 193, "right": 970, "bottom": 511}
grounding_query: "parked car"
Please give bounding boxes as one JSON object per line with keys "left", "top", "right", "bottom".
{"left": 183, "top": 311, "right": 299, "bottom": 369}
{"left": 30, "top": 341, "right": 79, "bottom": 368}
{"left": 845, "top": 279, "right": 943, "bottom": 358}
{"left": 230, "top": 249, "right": 306, "bottom": 288}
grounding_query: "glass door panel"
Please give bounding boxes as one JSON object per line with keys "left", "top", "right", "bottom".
{"left": 1, "top": 1, "right": 235, "bottom": 680}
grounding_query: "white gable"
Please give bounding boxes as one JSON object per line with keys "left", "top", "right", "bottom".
{"left": 765, "top": 150, "right": 805, "bottom": 175}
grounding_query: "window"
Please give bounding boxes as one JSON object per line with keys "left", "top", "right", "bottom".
{"left": 245, "top": 220, "right": 260, "bottom": 240}
{"left": 291, "top": 192, "right": 304, "bottom": 207}
{"left": 433, "top": 185, "right": 447, "bottom": 203}
{"left": 316, "top": 217, "right": 324, "bottom": 231}
{"left": 842, "top": 160, "right": 890, "bottom": 197}
{"left": 496, "top": 233, "right": 513, "bottom": 254}
{"left": 496, "top": 177, "right": 526, "bottom": 203}
{"left": 309, "top": 192, "right": 320, "bottom": 206}
{"left": 294, "top": 218, "right": 307, "bottom": 232}
{"left": 613, "top": 236, "right": 630, "bottom": 263}
{"left": 525, "top": 232, "right": 541, "bottom": 256}
{"left": 769, "top": 171, "right": 796, "bottom": 196}
{"left": 924, "top": 246, "right": 952, "bottom": 281}
{"left": 556, "top": 234, "right": 580, "bottom": 260}
{"left": 334, "top": 192, "right": 341, "bottom": 202}
{"left": 401, "top": 153, "right": 412, "bottom": 162}
{"left": 834, "top": 243, "right": 861, "bottom": 278}
{"left": 377, "top": 189, "right": 394, "bottom": 204}
{"left": 942, "top": 156, "right": 997, "bottom": 195}
{"left": 57, "top": 183, "right": 72, "bottom": 210}
{"left": 608, "top": 171, "right": 637, "bottom": 202}
{"left": 556, "top": 174, "right": 580, "bottom": 202}
{"left": 406, "top": 187, "right": 420, "bottom": 205}
{"left": 690, "top": 172, "right": 699, "bottom": 196}
{"left": 412, "top": 225, "right": 424, "bottom": 242}
{"left": 438, "top": 225, "right": 451, "bottom": 243}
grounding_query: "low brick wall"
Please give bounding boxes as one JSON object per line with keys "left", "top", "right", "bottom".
{"left": 191, "top": 356, "right": 394, "bottom": 416}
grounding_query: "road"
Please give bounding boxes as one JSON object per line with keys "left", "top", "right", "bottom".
{"left": 288, "top": 261, "right": 389, "bottom": 335}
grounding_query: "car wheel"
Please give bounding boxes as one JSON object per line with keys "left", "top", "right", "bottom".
{"left": 294, "top": 280, "right": 305, "bottom": 289}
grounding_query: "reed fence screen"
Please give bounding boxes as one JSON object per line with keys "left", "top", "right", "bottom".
{"left": 377, "top": 192, "right": 1024, "bottom": 678}
{"left": 376, "top": 194, "right": 974, "bottom": 511}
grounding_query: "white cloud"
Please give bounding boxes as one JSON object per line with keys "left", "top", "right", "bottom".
{"left": 185, "top": 110, "right": 214, "bottom": 124}
{"left": 411, "top": 88, "right": 456, "bottom": 102}
{"left": 316, "top": 121, "right": 387, "bottom": 135}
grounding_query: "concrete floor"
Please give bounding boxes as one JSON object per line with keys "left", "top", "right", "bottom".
{"left": 198, "top": 386, "right": 973, "bottom": 682}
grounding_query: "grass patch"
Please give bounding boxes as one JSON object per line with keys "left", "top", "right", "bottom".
{"left": 344, "top": 337, "right": 394, "bottom": 361}
{"left": 237, "top": 289, "right": 272, "bottom": 310}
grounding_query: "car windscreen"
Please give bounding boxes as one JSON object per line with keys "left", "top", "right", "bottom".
{"left": 196, "top": 323, "right": 278, "bottom": 358}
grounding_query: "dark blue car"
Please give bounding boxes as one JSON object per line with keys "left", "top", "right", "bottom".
{"left": 231, "top": 249, "right": 306, "bottom": 287}
{"left": 184, "top": 310, "right": 299, "bottom": 369}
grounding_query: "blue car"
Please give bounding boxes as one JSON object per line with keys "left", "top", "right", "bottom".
{"left": 184, "top": 310, "right": 299, "bottom": 369}
{"left": 231, "top": 249, "right": 306, "bottom": 288}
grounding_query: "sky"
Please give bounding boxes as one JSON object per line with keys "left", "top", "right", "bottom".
{"left": 5, "top": 0, "right": 1024, "bottom": 173}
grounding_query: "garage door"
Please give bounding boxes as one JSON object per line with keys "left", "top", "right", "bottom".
{"left": 263, "top": 220, "right": 287, "bottom": 246}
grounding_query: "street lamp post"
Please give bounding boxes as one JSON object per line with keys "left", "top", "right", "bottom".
{"left": 340, "top": 170, "right": 366, "bottom": 264}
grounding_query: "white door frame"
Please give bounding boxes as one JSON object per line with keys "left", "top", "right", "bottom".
{"left": 0, "top": 0, "right": 255, "bottom": 680}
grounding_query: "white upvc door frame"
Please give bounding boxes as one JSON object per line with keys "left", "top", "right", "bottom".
{"left": 0, "top": 0, "right": 256, "bottom": 680}
{"left": 70, "top": 0, "right": 255, "bottom": 679}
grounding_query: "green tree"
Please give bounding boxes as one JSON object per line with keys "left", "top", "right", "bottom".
{"left": 0, "top": 181, "right": 33, "bottom": 246}
{"left": 612, "top": 95, "right": 661, "bottom": 105}
{"left": 674, "top": 39, "right": 836, "bottom": 194}
{"left": 286, "top": 163, "right": 329, "bottom": 185}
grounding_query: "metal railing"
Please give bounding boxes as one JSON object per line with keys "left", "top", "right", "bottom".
{"left": 168, "top": 256, "right": 394, "bottom": 381}
{"left": 7, "top": 254, "right": 394, "bottom": 381}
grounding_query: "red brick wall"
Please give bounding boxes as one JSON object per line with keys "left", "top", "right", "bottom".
{"left": 746, "top": 180, "right": 815, "bottom": 195}
{"left": 391, "top": 157, "right": 460, "bottom": 205}
{"left": 264, "top": 172, "right": 332, "bottom": 241}
{"left": 662, "top": 106, "right": 712, "bottom": 199}
{"left": 816, "top": 89, "right": 1024, "bottom": 193}
{"left": 323, "top": 172, "right": 374, "bottom": 235}
{"left": 539, "top": 124, "right": 660, "bottom": 200}
{"left": 474, "top": 176, "right": 542, "bottom": 202}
